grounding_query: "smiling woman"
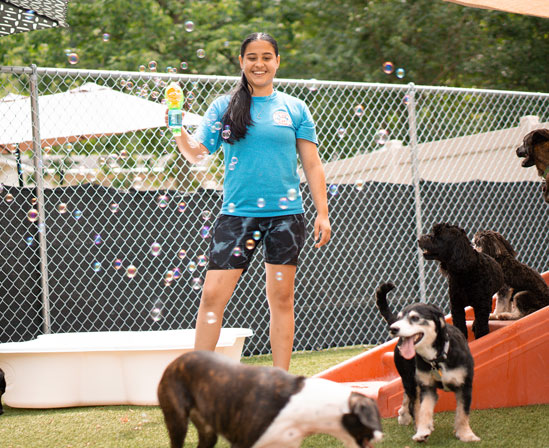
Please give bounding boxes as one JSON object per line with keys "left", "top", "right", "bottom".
{"left": 169, "top": 32, "right": 332, "bottom": 372}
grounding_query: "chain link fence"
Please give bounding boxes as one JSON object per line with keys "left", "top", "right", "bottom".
{"left": 1, "top": 65, "right": 548, "bottom": 355}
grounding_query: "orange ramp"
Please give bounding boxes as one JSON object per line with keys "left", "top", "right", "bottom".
{"left": 315, "top": 271, "right": 549, "bottom": 418}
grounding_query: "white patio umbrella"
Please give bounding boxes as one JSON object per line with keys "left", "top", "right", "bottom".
{"left": 443, "top": 0, "right": 549, "bottom": 18}
{"left": 0, "top": 82, "right": 203, "bottom": 151}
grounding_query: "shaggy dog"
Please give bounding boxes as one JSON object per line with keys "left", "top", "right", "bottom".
{"left": 389, "top": 302, "right": 479, "bottom": 442}
{"left": 157, "top": 350, "right": 383, "bottom": 448}
{"left": 516, "top": 128, "right": 549, "bottom": 203}
{"left": 375, "top": 282, "right": 418, "bottom": 426}
{"left": 472, "top": 230, "right": 549, "bottom": 319}
{"left": 418, "top": 223, "right": 504, "bottom": 339}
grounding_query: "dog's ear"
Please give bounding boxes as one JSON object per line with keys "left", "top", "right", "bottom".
{"left": 529, "top": 129, "right": 549, "bottom": 146}
{"left": 348, "top": 392, "right": 382, "bottom": 429}
{"left": 493, "top": 232, "right": 516, "bottom": 257}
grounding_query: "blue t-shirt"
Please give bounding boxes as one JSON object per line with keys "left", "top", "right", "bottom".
{"left": 195, "top": 90, "right": 317, "bottom": 217}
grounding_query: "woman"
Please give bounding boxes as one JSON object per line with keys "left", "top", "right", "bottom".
{"left": 169, "top": 32, "right": 330, "bottom": 370}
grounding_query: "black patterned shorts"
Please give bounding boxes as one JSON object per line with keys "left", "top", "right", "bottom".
{"left": 207, "top": 214, "right": 307, "bottom": 271}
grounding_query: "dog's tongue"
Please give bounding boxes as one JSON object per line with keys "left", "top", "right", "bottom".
{"left": 400, "top": 336, "right": 416, "bottom": 359}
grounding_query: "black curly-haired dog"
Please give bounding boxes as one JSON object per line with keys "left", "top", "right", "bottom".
{"left": 516, "top": 128, "right": 549, "bottom": 203}
{"left": 418, "top": 223, "right": 504, "bottom": 339}
{"left": 472, "top": 230, "right": 549, "bottom": 319}
{"left": 375, "top": 282, "right": 418, "bottom": 427}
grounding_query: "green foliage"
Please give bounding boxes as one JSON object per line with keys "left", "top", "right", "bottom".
{"left": 0, "top": 0, "right": 547, "bottom": 92}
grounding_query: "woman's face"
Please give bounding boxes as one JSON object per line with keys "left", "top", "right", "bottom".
{"left": 239, "top": 39, "right": 280, "bottom": 95}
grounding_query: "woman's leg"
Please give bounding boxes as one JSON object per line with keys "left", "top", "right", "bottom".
{"left": 265, "top": 263, "right": 297, "bottom": 371}
{"left": 194, "top": 268, "right": 243, "bottom": 351}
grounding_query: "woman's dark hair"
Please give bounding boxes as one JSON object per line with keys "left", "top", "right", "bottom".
{"left": 222, "top": 32, "right": 279, "bottom": 144}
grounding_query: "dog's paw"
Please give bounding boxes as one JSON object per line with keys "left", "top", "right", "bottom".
{"left": 489, "top": 313, "right": 499, "bottom": 320}
{"left": 456, "top": 430, "right": 481, "bottom": 442}
{"left": 397, "top": 411, "right": 412, "bottom": 426}
{"left": 412, "top": 430, "right": 431, "bottom": 443}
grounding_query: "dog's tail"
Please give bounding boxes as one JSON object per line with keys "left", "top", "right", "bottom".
{"left": 375, "top": 282, "right": 398, "bottom": 325}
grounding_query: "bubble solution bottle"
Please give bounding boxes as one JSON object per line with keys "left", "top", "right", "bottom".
{"left": 165, "top": 82, "right": 184, "bottom": 136}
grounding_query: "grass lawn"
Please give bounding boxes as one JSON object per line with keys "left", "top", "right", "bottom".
{"left": 1, "top": 345, "right": 547, "bottom": 447}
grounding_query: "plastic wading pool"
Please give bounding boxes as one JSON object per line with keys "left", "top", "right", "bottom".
{"left": 0, "top": 328, "right": 253, "bottom": 408}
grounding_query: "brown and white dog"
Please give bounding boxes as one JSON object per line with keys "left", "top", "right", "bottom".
{"left": 516, "top": 128, "right": 549, "bottom": 203}
{"left": 157, "top": 350, "right": 383, "bottom": 448}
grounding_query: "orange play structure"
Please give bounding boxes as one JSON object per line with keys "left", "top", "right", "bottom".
{"left": 316, "top": 271, "right": 549, "bottom": 418}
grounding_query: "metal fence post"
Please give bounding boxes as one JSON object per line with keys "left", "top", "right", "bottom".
{"left": 406, "top": 82, "right": 427, "bottom": 303}
{"left": 29, "top": 64, "right": 51, "bottom": 334}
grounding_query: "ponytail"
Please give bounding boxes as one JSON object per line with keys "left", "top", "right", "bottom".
{"left": 222, "top": 32, "right": 279, "bottom": 144}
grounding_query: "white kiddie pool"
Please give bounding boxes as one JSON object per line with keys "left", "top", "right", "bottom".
{"left": 0, "top": 328, "right": 253, "bottom": 408}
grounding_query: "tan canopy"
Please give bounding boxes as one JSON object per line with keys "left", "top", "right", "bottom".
{"left": 444, "top": 0, "right": 549, "bottom": 18}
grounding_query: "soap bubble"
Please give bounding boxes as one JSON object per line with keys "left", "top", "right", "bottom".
{"left": 328, "top": 184, "right": 338, "bottom": 196}
{"left": 25, "top": 236, "right": 34, "bottom": 247}
{"left": 275, "top": 272, "right": 283, "bottom": 281}
{"left": 173, "top": 267, "right": 182, "bottom": 280}
{"left": 307, "top": 79, "right": 318, "bottom": 92}
{"left": 94, "top": 234, "right": 103, "bottom": 245}
{"left": 192, "top": 277, "right": 203, "bottom": 290}
{"left": 110, "top": 203, "right": 119, "bottom": 213}
{"left": 27, "top": 209, "right": 39, "bottom": 222}
{"left": 382, "top": 61, "right": 395, "bottom": 74}
{"left": 278, "top": 197, "right": 289, "bottom": 210}
{"left": 197, "top": 254, "right": 208, "bottom": 267}
{"left": 228, "top": 202, "right": 236, "bottom": 213}
{"left": 403, "top": 94, "right": 410, "bottom": 106}
{"left": 5, "top": 193, "right": 14, "bottom": 204}
{"left": 257, "top": 198, "right": 266, "bottom": 208}
{"left": 232, "top": 246, "right": 242, "bottom": 257}
{"left": 178, "top": 249, "right": 187, "bottom": 259}
{"left": 67, "top": 53, "right": 79, "bottom": 65}
{"left": 354, "top": 104, "right": 365, "bottom": 117}
{"left": 222, "top": 125, "right": 231, "bottom": 140}
{"left": 205, "top": 311, "right": 217, "bottom": 324}
{"left": 165, "top": 270, "right": 174, "bottom": 283}
{"left": 287, "top": 188, "right": 298, "bottom": 201}
{"left": 127, "top": 265, "right": 137, "bottom": 278}
{"left": 151, "top": 242, "right": 161, "bottom": 256}
{"left": 375, "top": 129, "right": 389, "bottom": 145}
{"left": 245, "top": 239, "right": 255, "bottom": 250}
{"left": 150, "top": 304, "right": 162, "bottom": 322}
{"left": 184, "top": 20, "right": 194, "bottom": 32}
{"left": 178, "top": 201, "right": 186, "bottom": 213}
{"left": 253, "top": 230, "right": 261, "bottom": 241}
{"left": 188, "top": 261, "right": 197, "bottom": 273}
{"left": 157, "top": 194, "right": 169, "bottom": 208}
{"left": 92, "top": 261, "right": 101, "bottom": 272}
{"left": 73, "top": 209, "right": 82, "bottom": 220}
{"left": 148, "top": 61, "right": 158, "bottom": 71}
{"left": 337, "top": 127, "right": 346, "bottom": 138}
{"left": 102, "top": 33, "right": 110, "bottom": 42}
{"left": 355, "top": 179, "right": 364, "bottom": 191}
{"left": 202, "top": 210, "right": 211, "bottom": 221}
{"left": 114, "top": 259, "right": 123, "bottom": 270}
{"left": 31, "top": 197, "right": 37, "bottom": 206}
{"left": 196, "top": 49, "right": 206, "bottom": 59}
{"left": 180, "top": 61, "right": 188, "bottom": 70}
{"left": 396, "top": 68, "right": 406, "bottom": 79}
{"left": 138, "top": 65, "right": 146, "bottom": 72}
{"left": 200, "top": 226, "right": 211, "bottom": 238}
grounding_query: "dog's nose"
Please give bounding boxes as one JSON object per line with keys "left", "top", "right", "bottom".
{"left": 516, "top": 145, "right": 525, "bottom": 157}
{"left": 389, "top": 325, "right": 399, "bottom": 336}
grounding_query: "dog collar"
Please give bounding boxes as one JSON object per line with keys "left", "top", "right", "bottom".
{"left": 423, "top": 338, "right": 450, "bottom": 370}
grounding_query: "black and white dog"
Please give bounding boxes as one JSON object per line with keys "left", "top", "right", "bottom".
{"left": 375, "top": 283, "right": 418, "bottom": 426}
{"left": 388, "top": 301, "right": 480, "bottom": 443}
{"left": 158, "top": 350, "right": 383, "bottom": 448}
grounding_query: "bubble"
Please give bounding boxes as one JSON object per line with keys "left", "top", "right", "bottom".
{"left": 23, "top": 9, "right": 35, "bottom": 21}
{"left": 252, "top": 230, "right": 261, "bottom": 241}
{"left": 354, "top": 104, "right": 365, "bottom": 117}
{"left": 396, "top": 68, "right": 406, "bottom": 79}
{"left": 375, "top": 129, "right": 389, "bottom": 145}
{"left": 102, "top": 33, "right": 110, "bottom": 42}
{"left": 228, "top": 162, "right": 236, "bottom": 171}
{"left": 180, "top": 61, "right": 188, "bottom": 70}
{"left": 127, "top": 265, "right": 137, "bottom": 278}
{"left": 328, "top": 184, "right": 338, "bottom": 196}
{"left": 228, "top": 202, "right": 236, "bottom": 213}
{"left": 114, "top": 259, "right": 123, "bottom": 270}
{"left": 125, "top": 81, "right": 134, "bottom": 90}
{"left": 178, "top": 249, "right": 187, "bottom": 259}
{"left": 278, "top": 197, "right": 289, "bottom": 210}
{"left": 157, "top": 194, "right": 169, "bottom": 208}
{"left": 27, "top": 208, "right": 39, "bottom": 222}
{"left": 67, "top": 53, "right": 79, "bottom": 65}
{"left": 187, "top": 261, "right": 197, "bottom": 273}
{"left": 25, "top": 236, "right": 34, "bottom": 247}
{"left": 148, "top": 61, "right": 158, "bottom": 71}
{"left": 173, "top": 267, "right": 182, "bottom": 280}
{"left": 165, "top": 270, "right": 175, "bottom": 283}
{"left": 184, "top": 20, "right": 194, "bottom": 32}
{"left": 275, "top": 272, "right": 283, "bottom": 281}
{"left": 151, "top": 242, "right": 161, "bottom": 256}
{"left": 257, "top": 198, "right": 266, "bottom": 208}
{"left": 73, "top": 209, "right": 82, "bottom": 220}
{"left": 43, "top": 146, "right": 51, "bottom": 155}
{"left": 382, "top": 61, "right": 395, "bottom": 74}
{"left": 307, "top": 79, "right": 319, "bottom": 92}
{"left": 5, "top": 193, "right": 14, "bottom": 204}
{"left": 222, "top": 126, "right": 231, "bottom": 140}
{"left": 31, "top": 197, "right": 37, "bottom": 206}
{"left": 287, "top": 188, "right": 298, "bottom": 201}
{"left": 355, "top": 179, "right": 364, "bottom": 191}
{"left": 202, "top": 210, "right": 211, "bottom": 221}
{"left": 92, "top": 261, "right": 101, "bottom": 272}
{"left": 231, "top": 157, "right": 238, "bottom": 164}
{"left": 94, "top": 234, "right": 103, "bottom": 245}
{"left": 232, "top": 246, "right": 242, "bottom": 257}
{"left": 337, "top": 127, "right": 346, "bottom": 138}
{"left": 205, "top": 311, "right": 217, "bottom": 324}
{"left": 138, "top": 65, "right": 146, "bottom": 72}
{"left": 200, "top": 226, "right": 211, "bottom": 238}
{"left": 196, "top": 49, "right": 206, "bottom": 59}
{"left": 197, "top": 254, "right": 208, "bottom": 267}
{"left": 110, "top": 203, "right": 119, "bottom": 213}
{"left": 150, "top": 305, "right": 162, "bottom": 322}
{"left": 191, "top": 277, "right": 203, "bottom": 290}
{"left": 403, "top": 94, "right": 410, "bottom": 106}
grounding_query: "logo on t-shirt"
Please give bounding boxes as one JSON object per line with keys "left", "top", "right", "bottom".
{"left": 273, "top": 110, "right": 292, "bottom": 127}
